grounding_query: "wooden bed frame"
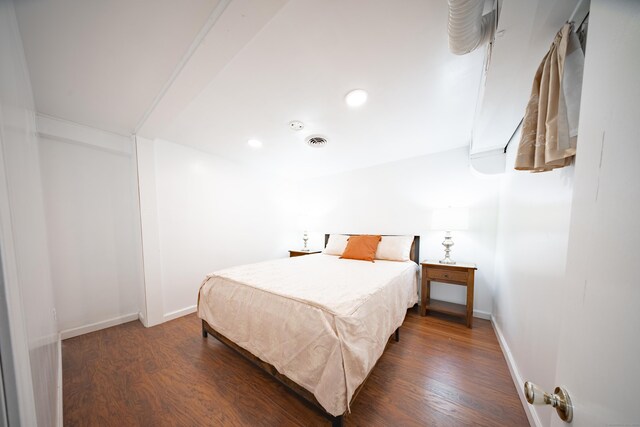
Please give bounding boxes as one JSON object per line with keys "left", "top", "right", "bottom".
{"left": 201, "top": 234, "right": 420, "bottom": 426}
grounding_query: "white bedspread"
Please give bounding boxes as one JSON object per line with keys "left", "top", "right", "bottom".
{"left": 197, "top": 253, "right": 418, "bottom": 416}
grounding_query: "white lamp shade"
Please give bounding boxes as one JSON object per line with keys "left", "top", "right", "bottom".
{"left": 297, "top": 214, "right": 309, "bottom": 230}
{"left": 432, "top": 207, "right": 469, "bottom": 231}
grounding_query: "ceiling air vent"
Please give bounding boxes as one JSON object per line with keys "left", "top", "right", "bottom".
{"left": 306, "top": 135, "right": 328, "bottom": 148}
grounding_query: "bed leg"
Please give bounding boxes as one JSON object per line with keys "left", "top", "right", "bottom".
{"left": 331, "top": 415, "right": 343, "bottom": 427}
{"left": 394, "top": 327, "right": 400, "bottom": 342}
{"left": 201, "top": 321, "right": 208, "bottom": 338}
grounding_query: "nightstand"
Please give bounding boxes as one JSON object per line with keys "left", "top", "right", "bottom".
{"left": 289, "top": 250, "right": 321, "bottom": 257}
{"left": 420, "top": 261, "right": 477, "bottom": 328}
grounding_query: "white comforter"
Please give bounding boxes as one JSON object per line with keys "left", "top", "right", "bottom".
{"left": 197, "top": 253, "right": 419, "bottom": 416}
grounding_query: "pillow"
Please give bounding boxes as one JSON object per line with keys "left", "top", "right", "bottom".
{"left": 340, "top": 235, "right": 382, "bottom": 262}
{"left": 375, "top": 235, "right": 414, "bottom": 262}
{"left": 323, "top": 234, "right": 349, "bottom": 256}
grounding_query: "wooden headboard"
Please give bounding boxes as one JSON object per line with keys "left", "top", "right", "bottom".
{"left": 324, "top": 234, "right": 420, "bottom": 264}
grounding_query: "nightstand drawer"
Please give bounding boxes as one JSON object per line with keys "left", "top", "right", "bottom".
{"left": 427, "top": 268, "right": 468, "bottom": 282}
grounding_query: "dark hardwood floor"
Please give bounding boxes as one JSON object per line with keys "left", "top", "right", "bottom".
{"left": 62, "top": 307, "right": 529, "bottom": 426}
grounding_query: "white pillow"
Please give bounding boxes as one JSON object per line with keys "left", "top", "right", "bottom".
{"left": 375, "top": 235, "right": 414, "bottom": 261}
{"left": 323, "top": 234, "right": 349, "bottom": 256}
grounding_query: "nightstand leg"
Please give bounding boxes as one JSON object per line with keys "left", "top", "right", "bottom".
{"left": 466, "top": 270, "right": 475, "bottom": 328}
{"left": 420, "top": 272, "right": 429, "bottom": 316}
{"left": 425, "top": 279, "right": 431, "bottom": 316}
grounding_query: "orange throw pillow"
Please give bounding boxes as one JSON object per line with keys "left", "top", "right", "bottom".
{"left": 340, "top": 235, "right": 382, "bottom": 262}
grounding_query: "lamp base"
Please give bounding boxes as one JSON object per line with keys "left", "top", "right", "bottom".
{"left": 439, "top": 231, "right": 456, "bottom": 265}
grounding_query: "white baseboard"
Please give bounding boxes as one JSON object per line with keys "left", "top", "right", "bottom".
{"left": 60, "top": 313, "right": 139, "bottom": 340}
{"left": 57, "top": 334, "right": 63, "bottom": 427}
{"left": 491, "top": 316, "right": 539, "bottom": 427}
{"left": 473, "top": 309, "right": 492, "bottom": 320}
{"left": 138, "top": 311, "right": 147, "bottom": 327}
{"left": 163, "top": 305, "right": 197, "bottom": 322}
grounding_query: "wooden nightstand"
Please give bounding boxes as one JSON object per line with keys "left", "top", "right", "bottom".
{"left": 420, "top": 261, "right": 477, "bottom": 328}
{"left": 289, "top": 250, "right": 321, "bottom": 257}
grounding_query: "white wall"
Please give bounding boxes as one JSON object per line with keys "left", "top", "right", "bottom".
{"left": 492, "top": 131, "right": 574, "bottom": 426}
{"left": 137, "top": 138, "right": 297, "bottom": 324}
{"left": 0, "top": 0, "right": 58, "bottom": 424}
{"left": 37, "top": 115, "right": 144, "bottom": 338}
{"left": 299, "top": 147, "right": 501, "bottom": 317}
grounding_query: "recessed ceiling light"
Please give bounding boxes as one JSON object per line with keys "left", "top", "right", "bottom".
{"left": 345, "top": 89, "right": 368, "bottom": 107}
{"left": 247, "top": 139, "right": 263, "bottom": 149}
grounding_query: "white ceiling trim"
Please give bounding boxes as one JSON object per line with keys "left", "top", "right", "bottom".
{"left": 133, "top": 0, "right": 233, "bottom": 135}
{"left": 37, "top": 114, "right": 133, "bottom": 156}
{"left": 137, "top": 0, "right": 289, "bottom": 139}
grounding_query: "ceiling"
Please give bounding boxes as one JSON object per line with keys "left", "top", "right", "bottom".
{"left": 157, "top": 0, "right": 486, "bottom": 177}
{"left": 16, "top": 0, "right": 488, "bottom": 177}
{"left": 14, "top": 0, "right": 224, "bottom": 135}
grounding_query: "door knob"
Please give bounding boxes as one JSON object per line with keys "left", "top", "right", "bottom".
{"left": 524, "top": 381, "right": 573, "bottom": 422}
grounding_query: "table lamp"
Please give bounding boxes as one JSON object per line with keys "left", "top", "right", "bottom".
{"left": 298, "top": 214, "right": 310, "bottom": 251}
{"left": 432, "top": 207, "right": 469, "bottom": 264}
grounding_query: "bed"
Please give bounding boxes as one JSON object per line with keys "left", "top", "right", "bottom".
{"left": 198, "top": 234, "right": 420, "bottom": 426}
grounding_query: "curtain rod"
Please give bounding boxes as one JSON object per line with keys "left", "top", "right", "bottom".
{"left": 569, "top": 0, "right": 590, "bottom": 30}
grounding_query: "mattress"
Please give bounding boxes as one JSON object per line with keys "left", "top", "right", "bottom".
{"left": 197, "top": 253, "right": 419, "bottom": 416}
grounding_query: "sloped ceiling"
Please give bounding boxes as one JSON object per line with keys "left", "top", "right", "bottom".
{"left": 14, "top": 0, "right": 224, "bottom": 135}
{"left": 16, "top": 0, "right": 487, "bottom": 177}
{"left": 155, "top": 0, "right": 486, "bottom": 177}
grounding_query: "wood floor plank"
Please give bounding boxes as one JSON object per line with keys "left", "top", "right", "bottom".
{"left": 63, "top": 307, "right": 529, "bottom": 426}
